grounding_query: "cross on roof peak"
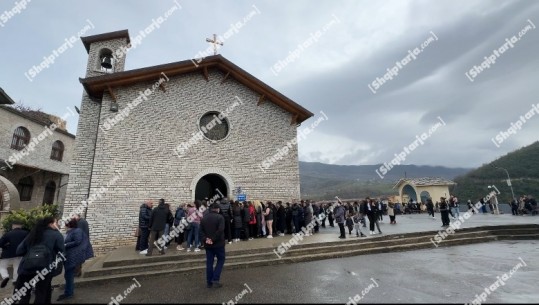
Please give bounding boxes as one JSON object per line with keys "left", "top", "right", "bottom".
{"left": 206, "top": 34, "right": 223, "bottom": 55}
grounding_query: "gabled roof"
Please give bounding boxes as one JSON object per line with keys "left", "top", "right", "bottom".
{"left": 0, "top": 87, "right": 15, "bottom": 105}
{"left": 393, "top": 177, "right": 456, "bottom": 189}
{"left": 0, "top": 105, "right": 75, "bottom": 138}
{"left": 79, "top": 55, "right": 314, "bottom": 124}
{"left": 81, "top": 30, "right": 131, "bottom": 53}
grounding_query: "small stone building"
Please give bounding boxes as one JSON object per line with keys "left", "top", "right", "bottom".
{"left": 63, "top": 30, "right": 313, "bottom": 254}
{"left": 394, "top": 177, "right": 456, "bottom": 203}
{"left": 0, "top": 88, "right": 75, "bottom": 217}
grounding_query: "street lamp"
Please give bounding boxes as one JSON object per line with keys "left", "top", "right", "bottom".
{"left": 495, "top": 166, "right": 516, "bottom": 203}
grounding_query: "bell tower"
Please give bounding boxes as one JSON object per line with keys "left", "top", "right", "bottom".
{"left": 80, "top": 30, "right": 131, "bottom": 78}
{"left": 63, "top": 30, "right": 131, "bottom": 231}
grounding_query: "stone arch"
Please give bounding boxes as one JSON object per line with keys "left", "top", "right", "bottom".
{"left": 189, "top": 168, "right": 234, "bottom": 201}
{"left": 420, "top": 191, "right": 431, "bottom": 204}
{"left": 0, "top": 176, "right": 21, "bottom": 211}
{"left": 97, "top": 48, "right": 114, "bottom": 72}
{"left": 401, "top": 184, "right": 418, "bottom": 202}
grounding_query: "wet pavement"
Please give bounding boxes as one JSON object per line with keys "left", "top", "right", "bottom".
{"left": 50, "top": 239, "right": 538, "bottom": 303}
{"left": 88, "top": 213, "right": 539, "bottom": 266}
{"left": 1, "top": 213, "right": 536, "bottom": 303}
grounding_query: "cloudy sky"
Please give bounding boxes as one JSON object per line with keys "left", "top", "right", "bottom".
{"left": 1, "top": 0, "right": 538, "bottom": 169}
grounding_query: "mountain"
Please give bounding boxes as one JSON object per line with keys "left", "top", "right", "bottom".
{"left": 299, "top": 161, "right": 472, "bottom": 200}
{"left": 452, "top": 141, "right": 539, "bottom": 203}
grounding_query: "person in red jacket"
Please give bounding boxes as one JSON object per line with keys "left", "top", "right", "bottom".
{"left": 248, "top": 202, "right": 257, "bottom": 240}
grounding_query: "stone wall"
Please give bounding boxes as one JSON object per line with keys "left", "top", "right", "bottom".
{"left": 0, "top": 107, "right": 75, "bottom": 175}
{"left": 62, "top": 93, "right": 101, "bottom": 223}
{"left": 65, "top": 68, "right": 303, "bottom": 255}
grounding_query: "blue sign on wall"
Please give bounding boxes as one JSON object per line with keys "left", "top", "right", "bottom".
{"left": 237, "top": 194, "right": 246, "bottom": 201}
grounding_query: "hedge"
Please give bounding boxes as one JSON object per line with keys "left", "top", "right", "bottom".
{"left": 1, "top": 204, "right": 60, "bottom": 233}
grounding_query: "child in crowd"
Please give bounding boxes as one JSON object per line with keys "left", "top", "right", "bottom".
{"left": 352, "top": 212, "right": 366, "bottom": 237}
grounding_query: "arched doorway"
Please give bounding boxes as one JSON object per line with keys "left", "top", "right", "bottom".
{"left": 420, "top": 191, "right": 431, "bottom": 204}
{"left": 0, "top": 176, "right": 21, "bottom": 211}
{"left": 43, "top": 181, "right": 56, "bottom": 205}
{"left": 194, "top": 174, "right": 228, "bottom": 201}
{"left": 402, "top": 184, "right": 417, "bottom": 202}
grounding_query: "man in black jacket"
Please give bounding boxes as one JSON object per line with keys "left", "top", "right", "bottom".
{"left": 146, "top": 199, "right": 170, "bottom": 256}
{"left": 312, "top": 202, "right": 320, "bottom": 233}
{"left": 529, "top": 196, "right": 538, "bottom": 215}
{"left": 291, "top": 202, "right": 300, "bottom": 233}
{"left": 511, "top": 199, "right": 519, "bottom": 215}
{"left": 285, "top": 202, "right": 293, "bottom": 234}
{"left": 427, "top": 198, "right": 435, "bottom": 218}
{"left": 359, "top": 200, "right": 368, "bottom": 227}
{"left": 366, "top": 199, "right": 382, "bottom": 235}
{"left": 327, "top": 204, "right": 334, "bottom": 228}
{"left": 218, "top": 199, "right": 233, "bottom": 244}
{"left": 440, "top": 197, "right": 450, "bottom": 227}
{"left": 201, "top": 203, "right": 225, "bottom": 288}
{"left": 334, "top": 201, "right": 346, "bottom": 239}
{"left": 0, "top": 221, "right": 29, "bottom": 288}
{"left": 137, "top": 200, "right": 153, "bottom": 254}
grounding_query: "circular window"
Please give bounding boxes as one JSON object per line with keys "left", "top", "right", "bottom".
{"left": 199, "top": 111, "right": 229, "bottom": 141}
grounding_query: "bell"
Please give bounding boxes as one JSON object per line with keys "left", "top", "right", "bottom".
{"left": 101, "top": 56, "right": 113, "bottom": 69}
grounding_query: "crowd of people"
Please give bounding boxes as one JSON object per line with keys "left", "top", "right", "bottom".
{"left": 0, "top": 214, "right": 94, "bottom": 303}
{"left": 135, "top": 192, "right": 539, "bottom": 255}
{"left": 398, "top": 195, "right": 461, "bottom": 215}
{"left": 135, "top": 197, "right": 403, "bottom": 256}
{"left": 134, "top": 197, "right": 398, "bottom": 288}
{"left": 0, "top": 191, "right": 533, "bottom": 298}
{"left": 510, "top": 195, "right": 538, "bottom": 216}
{"left": 134, "top": 192, "right": 535, "bottom": 289}
{"left": 421, "top": 193, "right": 538, "bottom": 227}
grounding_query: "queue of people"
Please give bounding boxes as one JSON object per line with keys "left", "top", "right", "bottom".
{"left": 136, "top": 192, "right": 539, "bottom": 253}
{"left": 135, "top": 197, "right": 401, "bottom": 256}
{"left": 0, "top": 214, "right": 94, "bottom": 303}
{"left": 132, "top": 197, "right": 397, "bottom": 289}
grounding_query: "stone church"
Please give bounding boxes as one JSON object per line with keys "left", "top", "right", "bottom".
{"left": 63, "top": 30, "right": 313, "bottom": 253}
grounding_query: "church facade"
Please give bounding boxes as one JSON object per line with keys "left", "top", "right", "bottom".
{"left": 63, "top": 30, "right": 313, "bottom": 253}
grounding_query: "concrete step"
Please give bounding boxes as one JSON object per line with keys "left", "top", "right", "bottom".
{"left": 497, "top": 233, "right": 539, "bottom": 241}
{"left": 74, "top": 234, "right": 530, "bottom": 288}
{"left": 84, "top": 251, "right": 279, "bottom": 278}
{"left": 97, "top": 226, "right": 536, "bottom": 269}
{"left": 84, "top": 223, "right": 539, "bottom": 277}
{"left": 102, "top": 243, "right": 275, "bottom": 268}
{"left": 86, "top": 230, "right": 491, "bottom": 277}
{"left": 73, "top": 234, "right": 539, "bottom": 287}
{"left": 73, "top": 224, "right": 539, "bottom": 285}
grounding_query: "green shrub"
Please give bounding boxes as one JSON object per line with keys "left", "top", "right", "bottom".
{"left": 1, "top": 204, "right": 60, "bottom": 232}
